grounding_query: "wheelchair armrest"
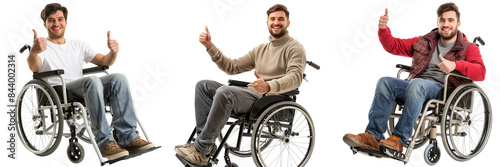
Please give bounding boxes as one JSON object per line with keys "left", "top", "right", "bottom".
{"left": 33, "top": 69, "right": 65, "bottom": 79}
{"left": 280, "top": 89, "right": 299, "bottom": 96}
{"left": 396, "top": 64, "right": 411, "bottom": 70}
{"left": 228, "top": 79, "right": 250, "bottom": 87}
{"left": 83, "top": 66, "right": 109, "bottom": 75}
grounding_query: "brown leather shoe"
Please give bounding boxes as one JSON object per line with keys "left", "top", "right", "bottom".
{"left": 379, "top": 135, "right": 403, "bottom": 153}
{"left": 343, "top": 132, "right": 379, "bottom": 150}
{"left": 101, "top": 141, "right": 129, "bottom": 160}
{"left": 174, "top": 143, "right": 217, "bottom": 157}
{"left": 124, "top": 136, "right": 155, "bottom": 153}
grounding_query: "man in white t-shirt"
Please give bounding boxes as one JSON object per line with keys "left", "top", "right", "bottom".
{"left": 27, "top": 3, "right": 154, "bottom": 160}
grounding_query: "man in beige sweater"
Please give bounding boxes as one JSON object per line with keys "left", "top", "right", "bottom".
{"left": 175, "top": 4, "right": 306, "bottom": 165}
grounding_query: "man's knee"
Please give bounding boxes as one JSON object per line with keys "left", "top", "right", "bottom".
{"left": 196, "top": 80, "right": 221, "bottom": 92}
{"left": 82, "top": 76, "right": 103, "bottom": 89}
{"left": 108, "top": 73, "right": 128, "bottom": 84}
{"left": 407, "top": 78, "right": 429, "bottom": 93}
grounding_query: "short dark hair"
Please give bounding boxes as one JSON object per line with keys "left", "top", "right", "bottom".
{"left": 267, "top": 4, "right": 289, "bottom": 19}
{"left": 437, "top": 2, "right": 460, "bottom": 22}
{"left": 41, "top": 3, "right": 68, "bottom": 22}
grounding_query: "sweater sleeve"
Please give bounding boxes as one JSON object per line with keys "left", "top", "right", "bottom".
{"left": 378, "top": 27, "right": 420, "bottom": 57}
{"left": 454, "top": 44, "right": 486, "bottom": 81}
{"left": 207, "top": 44, "right": 256, "bottom": 75}
{"left": 267, "top": 44, "right": 306, "bottom": 94}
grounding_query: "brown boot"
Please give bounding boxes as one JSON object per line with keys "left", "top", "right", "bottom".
{"left": 343, "top": 132, "right": 379, "bottom": 150}
{"left": 123, "top": 136, "right": 155, "bottom": 153}
{"left": 174, "top": 143, "right": 217, "bottom": 157}
{"left": 379, "top": 135, "right": 403, "bottom": 153}
{"left": 101, "top": 141, "right": 129, "bottom": 160}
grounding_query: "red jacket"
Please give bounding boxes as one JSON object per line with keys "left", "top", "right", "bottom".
{"left": 378, "top": 27, "right": 486, "bottom": 86}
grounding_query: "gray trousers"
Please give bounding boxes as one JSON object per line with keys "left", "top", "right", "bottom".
{"left": 193, "top": 80, "right": 262, "bottom": 155}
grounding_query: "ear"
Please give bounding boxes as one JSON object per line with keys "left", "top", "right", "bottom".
{"left": 287, "top": 20, "right": 290, "bottom": 28}
{"left": 457, "top": 21, "right": 461, "bottom": 28}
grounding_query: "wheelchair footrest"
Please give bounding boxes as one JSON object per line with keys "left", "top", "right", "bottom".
{"left": 350, "top": 147, "right": 388, "bottom": 158}
{"left": 103, "top": 146, "right": 161, "bottom": 166}
{"left": 381, "top": 147, "right": 406, "bottom": 162}
{"left": 175, "top": 154, "right": 213, "bottom": 167}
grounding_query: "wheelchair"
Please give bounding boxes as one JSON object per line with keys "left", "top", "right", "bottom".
{"left": 14, "top": 45, "right": 159, "bottom": 166}
{"left": 176, "top": 61, "right": 320, "bottom": 167}
{"left": 350, "top": 36, "right": 492, "bottom": 165}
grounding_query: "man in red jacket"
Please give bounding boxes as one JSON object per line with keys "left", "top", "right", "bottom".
{"left": 343, "top": 2, "right": 485, "bottom": 153}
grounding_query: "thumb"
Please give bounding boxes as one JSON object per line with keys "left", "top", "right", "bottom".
{"left": 385, "top": 8, "right": 388, "bottom": 16}
{"left": 439, "top": 54, "right": 446, "bottom": 61}
{"left": 107, "top": 31, "right": 111, "bottom": 41}
{"left": 205, "top": 26, "right": 210, "bottom": 35}
{"left": 33, "top": 29, "right": 38, "bottom": 39}
{"left": 254, "top": 71, "right": 262, "bottom": 79}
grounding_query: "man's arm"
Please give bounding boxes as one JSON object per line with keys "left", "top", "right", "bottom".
{"left": 200, "top": 26, "right": 255, "bottom": 75}
{"left": 455, "top": 45, "right": 486, "bottom": 81}
{"left": 27, "top": 29, "right": 46, "bottom": 72}
{"left": 378, "top": 8, "right": 418, "bottom": 57}
{"left": 91, "top": 31, "right": 118, "bottom": 66}
{"left": 266, "top": 45, "right": 306, "bottom": 94}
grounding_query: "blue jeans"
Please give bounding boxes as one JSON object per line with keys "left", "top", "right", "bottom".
{"left": 193, "top": 80, "right": 262, "bottom": 155}
{"left": 66, "top": 73, "right": 138, "bottom": 151}
{"left": 365, "top": 77, "right": 443, "bottom": 145}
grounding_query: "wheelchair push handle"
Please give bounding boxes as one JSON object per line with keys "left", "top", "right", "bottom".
{"left": 473, "top": 36, "right": 485, "bottom": 47}
{"left": 20, "top": 44, "right": 31, "bottom": 53}
{"left": 307, "top": 61, "right": 320, "bottom": 70}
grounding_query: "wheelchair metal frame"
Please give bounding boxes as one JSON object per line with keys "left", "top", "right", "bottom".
{"left": 15, "top": 65, "right": 155, "bottom": 166}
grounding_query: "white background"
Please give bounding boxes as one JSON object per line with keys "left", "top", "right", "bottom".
{"left": 1, "top": 0, "right": 498, "bottom": 167}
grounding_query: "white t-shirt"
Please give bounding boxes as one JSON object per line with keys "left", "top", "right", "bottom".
{"left": 38, "top": 39, "right": 98, "bottom": 86}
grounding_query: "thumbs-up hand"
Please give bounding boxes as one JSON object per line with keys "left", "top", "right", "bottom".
{"left": 253, "top": 71, "right": 270, "bottom": 94}
{"left": 438, "top": 54, "right": 456, "bottom": 74}
{"left": 31, "top": 29, "right": 47, "bottom": 55}
{"left": 107, "top": 31, "right": 119, "bottom": 53}
{"left": 199, "top": 26, "right": 213, "bottom": 49}
{"left": 379, "top": 8, "right": 389, "bottom": 29}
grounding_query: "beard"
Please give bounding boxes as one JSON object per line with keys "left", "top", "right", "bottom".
{"left": 439, "top": 28, "right": 457, "bottom": 40}
{"left": 268, "top": 26, "right": 287, "bottom": 38}
{"left": 48, "top": 29, "right": 65, "bottom": 39}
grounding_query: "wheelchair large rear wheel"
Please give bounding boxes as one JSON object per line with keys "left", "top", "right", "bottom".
{"left": 441, "top": 84, "right": 492, "bottom": 161}
{"left": 15, "top": 79, "right": 64, "bottom": 156}
{"left": 219, "top": 118, "right": 272, "bottom": 157}
{"left": 251, "top": 101, "right": 315, "bottom": 167}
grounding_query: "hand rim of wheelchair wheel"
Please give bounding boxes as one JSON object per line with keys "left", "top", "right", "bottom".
{"left": 15, "top": 80, "right": 64, "bottom": 156}
{"left": 441, "top": 85, "right": 492, "bottom": 161}
{"left": 251, "top": 101, "right": 315, "bottom": 167}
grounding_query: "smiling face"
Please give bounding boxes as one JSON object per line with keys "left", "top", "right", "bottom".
{"left": 438, "top": 11, "right": 461, "bottom": 43}
{"left": 44, "top": 10, "right": 66, "bottom": 40}
{"left": 267, "top": 11, "right": 290, "bottom": 40}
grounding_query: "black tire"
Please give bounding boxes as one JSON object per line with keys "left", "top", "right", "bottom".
{"left": 441, "top": 84, "right": 492, "bottom": 161}
{"left": 219, "top": 118, "right": 272, "bottom": 157}
{"left": 251, "top": 101, "right": 314, "bottom": 167}
{"left": 67, "top": 142, "right": 85, "bottom": 163}
{"left": 15, "top": 79, "right": 64, "bottom": 156}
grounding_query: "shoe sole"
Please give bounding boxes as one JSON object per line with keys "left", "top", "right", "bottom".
{"left": 103, "top": 151, "right": 129, "bottom": 160}
{"left": 343, "top": 135, "right": 378, "bottom": 151}
{"left": 128, "top": 143, "right": 156, "bottom": 153}
{"left": 378, "top": 144, "right": 403, "bottom": 153}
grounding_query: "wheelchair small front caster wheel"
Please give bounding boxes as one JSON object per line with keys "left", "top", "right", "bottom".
{"left": 67, "top": 142, "right": 85, "bottom": 163}
{"left": 424, "top": 143, "right": 440, "bottom": 165}
{"left": 225, "top": 162, "right": 238, "bottom": 167}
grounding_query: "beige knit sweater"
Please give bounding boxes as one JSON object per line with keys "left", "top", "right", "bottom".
{"left": 207, "top": 32, "right": 306, "bottom": 94}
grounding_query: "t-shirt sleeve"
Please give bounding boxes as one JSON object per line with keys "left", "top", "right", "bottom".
{"left": 82, "top": 42, "right": 98, "bottom": 63}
